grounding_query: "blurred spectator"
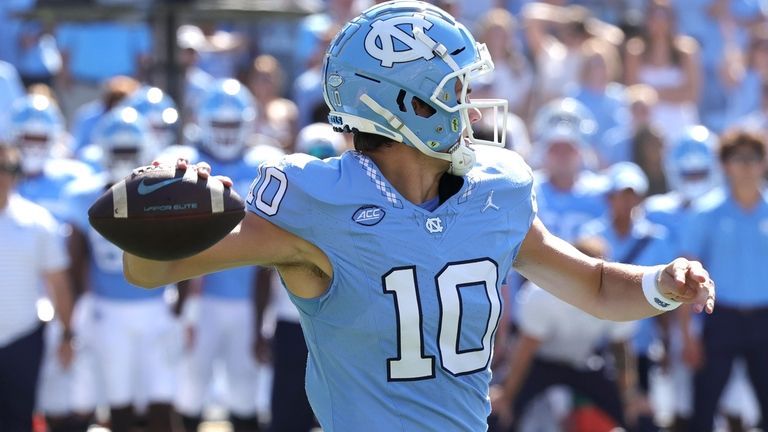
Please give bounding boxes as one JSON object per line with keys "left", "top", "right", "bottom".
{"left": 176, "top": 27, "right": 214, "bottom": 124}
{"left": 473, "top": 8, "right": 534, "bottom": 122}
{"left": 568, "top": 38, "right": 629, "bottom": 160}
{"left": 55, "top": 21, "right": 152, "bottom": 121}
{"left": 580, "top": 162, "right": 676, "bottom": 432}
{"left": 0, "top": 144, "right": 74, "bottom": 432}
{"left": 523, "top": 2, "right": 624, "bottom": 113}
{"left": 0, "top": 0, "right": 64, "bottom": 90}
{"left": 293, "top": 26, "right": 338, "bottom": 130}
{"left": 489, "top": 236, "right": 636, "bottom": 432}
{"left": 0, "top": 60, "right": 25, "bottom": 135}
{"left": 736, "top": 80, "right": 768, "bottom": 134}
{"left": 248, "top": 55, "right": 298, "bottom": 151}
{"left": 723, "top": 27, "right": 768, "bottom": 131}
{"left": 530, "top": 98, "right": 607, "bottom": 243}
{"left": 681, "top": 128, "right": 768, "bottom": 432}
{"left": 293, "top": 0, "right": 370, "bottom": 73}
{"left": 631, "top": 126, "right": 669, "bottom": 196}
{"left": 624, "top": 0, "right": 700, "bottom": 141}
{"left": 70, "top": 75, "right": 140, "bottom": 157}
{"left": 601, "top": 84, "right": 659, "bottom": 167}
{"left": 176, "top": 23, "right": 248, "bottom": 80}
{"left": 673, "top": 0, "right": 765, "bottom": 132}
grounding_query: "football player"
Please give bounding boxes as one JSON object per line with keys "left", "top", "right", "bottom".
{"left": 63, "top": 106, "right": 180, "bottom": 432}
{"left": 163, "top": 78, "right": 281, "bottom": 432}
{"left": 124, "top": 3, "right": 715, "bottom": 431}
{"left": 123, "top": 85, "right": 180, "bottom": 149}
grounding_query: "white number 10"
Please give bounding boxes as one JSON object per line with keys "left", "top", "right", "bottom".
{"left": 382, "top": 259, "right": 501, "bottom": 381}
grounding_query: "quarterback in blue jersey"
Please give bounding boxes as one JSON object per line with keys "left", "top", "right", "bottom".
{"left": 125, "top": 2, "right": 715, "bottom": 431}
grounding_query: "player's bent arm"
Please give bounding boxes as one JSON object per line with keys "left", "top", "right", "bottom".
{"left": 124, "top": 211, "right": 328, "bottom": 288}
{"left": 514, "top": 218, "right": 665, "bottom": 321}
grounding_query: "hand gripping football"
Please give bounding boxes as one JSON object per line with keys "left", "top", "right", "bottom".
{"left": 88, "top": 164, "right": 245, "bottom": 260}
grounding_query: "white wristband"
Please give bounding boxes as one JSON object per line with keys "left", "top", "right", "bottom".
{"left": 642, "top": 266, "right": 681, "bottom": 312}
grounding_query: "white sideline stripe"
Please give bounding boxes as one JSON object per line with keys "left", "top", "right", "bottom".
{"left": 209, "top": 178, "right": 224, "bottom": 213}
{"left": 112, "top": 180, "right": 128, "bottom": 218}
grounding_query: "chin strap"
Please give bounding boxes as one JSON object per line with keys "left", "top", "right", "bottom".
{"left": 359, "top": 94, "right": 475, "bottom": 176}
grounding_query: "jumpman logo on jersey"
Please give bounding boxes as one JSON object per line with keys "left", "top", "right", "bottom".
{"left": 482, "top": 191, "right": 500, "bottom": 213}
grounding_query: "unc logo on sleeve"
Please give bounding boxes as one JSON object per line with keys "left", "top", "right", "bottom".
{"left": 364, "top": 16, "right": 437, "bottom": 67}
{"left": 353, "top": 205, "right": 386, "bottom": 226}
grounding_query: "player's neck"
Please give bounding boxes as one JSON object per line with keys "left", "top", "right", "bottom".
{"left": 366, "top": 144, "right": 445, "bottom": 205}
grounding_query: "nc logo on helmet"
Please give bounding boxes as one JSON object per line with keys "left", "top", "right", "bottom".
{"left": 365, "top": 16, "right": 437, "bottom": 68}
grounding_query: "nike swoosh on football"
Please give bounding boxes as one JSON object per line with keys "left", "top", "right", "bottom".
{"left": 137, "top": 178, "right": 183, "bottom": 195}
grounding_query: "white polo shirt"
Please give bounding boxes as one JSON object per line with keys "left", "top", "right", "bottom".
{"left": 518, "top": 283, "right": 636, "bottom": 370}
{"left": 0, "top": 193, "right": 69, "bottom": 348}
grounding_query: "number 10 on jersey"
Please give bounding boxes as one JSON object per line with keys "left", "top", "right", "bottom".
{"left": 382, "top": 258, "right": 502, "bottom": 381}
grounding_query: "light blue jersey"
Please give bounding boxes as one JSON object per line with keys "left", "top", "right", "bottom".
{"left": 161, "top": 144, "right": 282, "bottom": 300}
{"left": 534, "top": 170, "right": 608, "bottom": 243}
{"left": 17, "top": 158, "right": 92, "bottom": 221}
{"left": 246, "top": 146, "right": 536, "bottom": 431}
{"left": 580, "top": 216, "right": 674, "bottom": 354}
{"left": 681, "top": 187, "right": 768, "bottom": 307}
{"left": 63, "top": 173, "right": 163, "bottom": 301}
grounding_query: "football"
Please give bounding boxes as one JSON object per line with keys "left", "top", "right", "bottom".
{"left": 88, "top": 164, "right": 245, "bottom": 261}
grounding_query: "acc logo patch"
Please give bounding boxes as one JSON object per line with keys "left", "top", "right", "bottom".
{"left": 327, "top": 74, "right": 343, "bottom": 87}
{"left": 365, "top": 16, "right": 437, "bottom": 67}
{"left": 353, "top": 205, "right": 386, "bottom": 226}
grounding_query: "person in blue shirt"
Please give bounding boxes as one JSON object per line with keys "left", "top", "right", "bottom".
{"left": 681, "top": 128, "right": 768, "bottom": 432}
{"left": 123, "top": 3, "right": 715, "bottom": 431}
{"left": 530, "top": 97, "right": 608, "bottom": 244}
{"left": 580, "top": 162, "right": 676, "bottom": 432}
{"left": 64, "top": 106, "right": 179, "bottom": 432}
{"left": 568, "top": 39, "right": 629, "bottom": 162}
{"left": 162, "top": 79, "right": 281, "bottom": 432}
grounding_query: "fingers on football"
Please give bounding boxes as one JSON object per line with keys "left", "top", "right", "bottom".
{"left": 214, "top": 175, "right": 233, "bottom": 188}
{"left": 176, "top": 157, "right": 189, "bottom": 170}
{"left": 196, "top": 162, "right": 211, "bottom": 179}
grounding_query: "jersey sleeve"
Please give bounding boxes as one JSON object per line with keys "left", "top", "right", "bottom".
{"left": 245, "top": 153, "right": 335, "bottom": 246}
